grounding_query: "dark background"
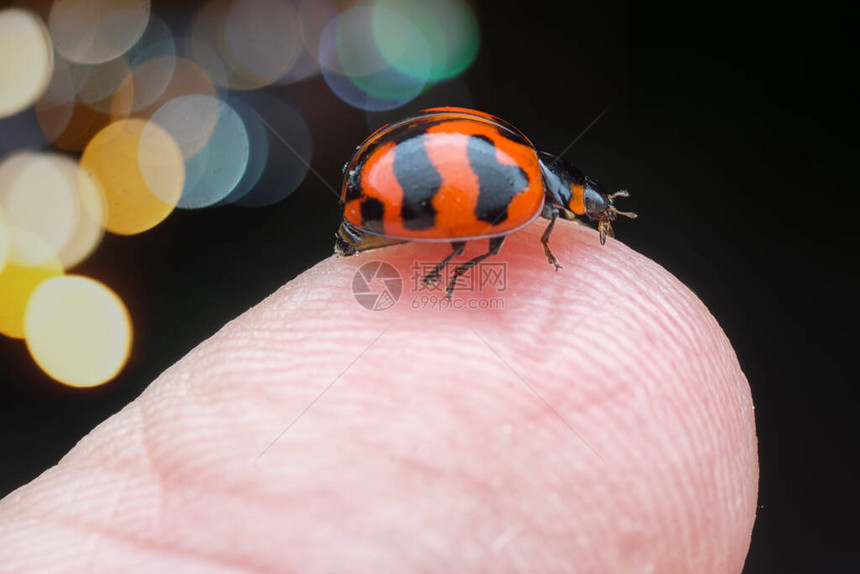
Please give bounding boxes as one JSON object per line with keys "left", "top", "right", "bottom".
{"left": 1, "top": 1, "right": 856, "bottom": 571}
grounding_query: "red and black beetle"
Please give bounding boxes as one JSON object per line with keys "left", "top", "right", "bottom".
{"left": 335, "top": 107, "right": 635, "bottom": 295}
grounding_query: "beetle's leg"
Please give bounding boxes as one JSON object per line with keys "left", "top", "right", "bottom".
{"left": 540, "top": 205, "right": 563, "bottom": 270}
{"left": 335, "top": 221, "right": 406, "bottom": 256}
{"left": 424, "top": 241, "right": 466, "bottom": 286}
{"left": 446, "top": 236, "right": 505, "bottom": 298}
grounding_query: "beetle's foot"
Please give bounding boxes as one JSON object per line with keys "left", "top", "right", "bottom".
{"left": 334, "top": 233, "right": 357, "bottom": 257}
{"left": 543, "top": 246, "right": 563, "bottom": 270}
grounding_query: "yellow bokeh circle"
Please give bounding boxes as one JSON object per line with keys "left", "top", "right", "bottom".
{"left": 0, "top": 207, "right": 8, "bottom": 274}
{"left": 81, "top": 119, "right": 184, "bottom": 235}
{"left": 25, "top": 275, "right": 132, "bottom": 388}
{"left": 0, "top": 228, "right": 64, "bottom": 339}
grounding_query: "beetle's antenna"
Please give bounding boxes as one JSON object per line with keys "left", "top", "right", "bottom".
{"left": 608, "top": 190, "right": 638, "bottom": 220}
{"left": 598, "top": 190, "right": 636, "bottom": 245}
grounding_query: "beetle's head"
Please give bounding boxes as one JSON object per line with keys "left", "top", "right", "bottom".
{"left": 583, "top": 178, "right": 637, "bottom": 245}
{"left": 538, "top": 151, "right": 637, "bottom": 244}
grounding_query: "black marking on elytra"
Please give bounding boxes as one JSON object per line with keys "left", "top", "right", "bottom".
{"left": 467, "top": 134, "right": 529, "bottom": 225}
{"left": 344, "top": 166, "right": 364, "bottom": 203}
{"left": 343, "top": 120, "right": 441, "bottom": 204}
{"left": 394, "top": 133, "right": 441, "bottom": 230}
{"left": 360, "top": 196, "right": 385, "bottom": 234}
{"left": 343, "top": 116, "right": 531, "bottom": 213}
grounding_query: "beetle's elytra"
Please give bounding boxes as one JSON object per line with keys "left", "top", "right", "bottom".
{"left": 335, "top": 107, "right": 636, "bottom": 296}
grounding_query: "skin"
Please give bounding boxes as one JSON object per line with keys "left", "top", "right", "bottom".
{"left": 0, "top": 221, "right": 758, "bottom": 573}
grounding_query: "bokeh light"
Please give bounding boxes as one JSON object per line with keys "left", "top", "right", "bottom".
{"left": 49, "top": 0, "right": 150, "bottom": 65}
{"left": 35, "top": 55, "right": 81, "bottom": 147}
{"left": 35, "top": 55, "right": 127, "bottom": 152}
{"left": 221, "top": 0, "right": 303, "bottom": 90}
{"left": 373, "top": 0, "right": 479, "bottom": 82}
{"left": 296, "top": 0, "right": 338, "bottom": 61}
{"left": 147, "top": 93, "right": 221, "bottom": 160}
{"left": 25, "top": 275, "right": 132, "bottom": 388}
{"left": 81, "top": 119, "right": 184, "bottom": 235}
{"left": 186, "top": 0, "right": 283, "bottom": 91}
{"left": 112, "top": 56, "right": 216, "bottom": 120}
{"left": 70, "top": 56, "right": 132, "bottom": 114}
{"left": 0, "top": 9, "right": 54, "bottom": 119}
{"left": 0, "top": 227, "right": 64, "bottom": 339}
{"left": 178, "top": 97, "right": 250, "bottom": 208}
{"left": 275, "top": 0, "right": 337, "bottom": 84}
{"left": 0, "top": 153, "right": 73, "bottom": 261}
{"left": 230, "top": 93, "right": 312, "bottom": 207}
{"left": 186, "top": 0, "right": 238, "bottom": 90}
{"left": 216, "top": 98, "right": 269, "bottom": 205}
{"left": 319, "top": 5, "right": 430, "bottom": 111}
{"left": 1, "top": 0, "right": 482, "bottom": 386}
{"left": 109, "top": 16, "right": 177, "bottom": 115}
{"left": 0, "top": 151, "right": 105, "bottom": 269}
{"left": 125, "top": 14, "right": 176, "bottom": 71}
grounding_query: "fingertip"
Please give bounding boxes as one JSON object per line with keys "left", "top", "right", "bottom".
{"left": 0, "top": 219, "right": 758, "bottom": 572}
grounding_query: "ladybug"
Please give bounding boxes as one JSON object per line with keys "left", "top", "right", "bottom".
{"left": 335, "top": 107, "right": 636, "bottom": 296}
